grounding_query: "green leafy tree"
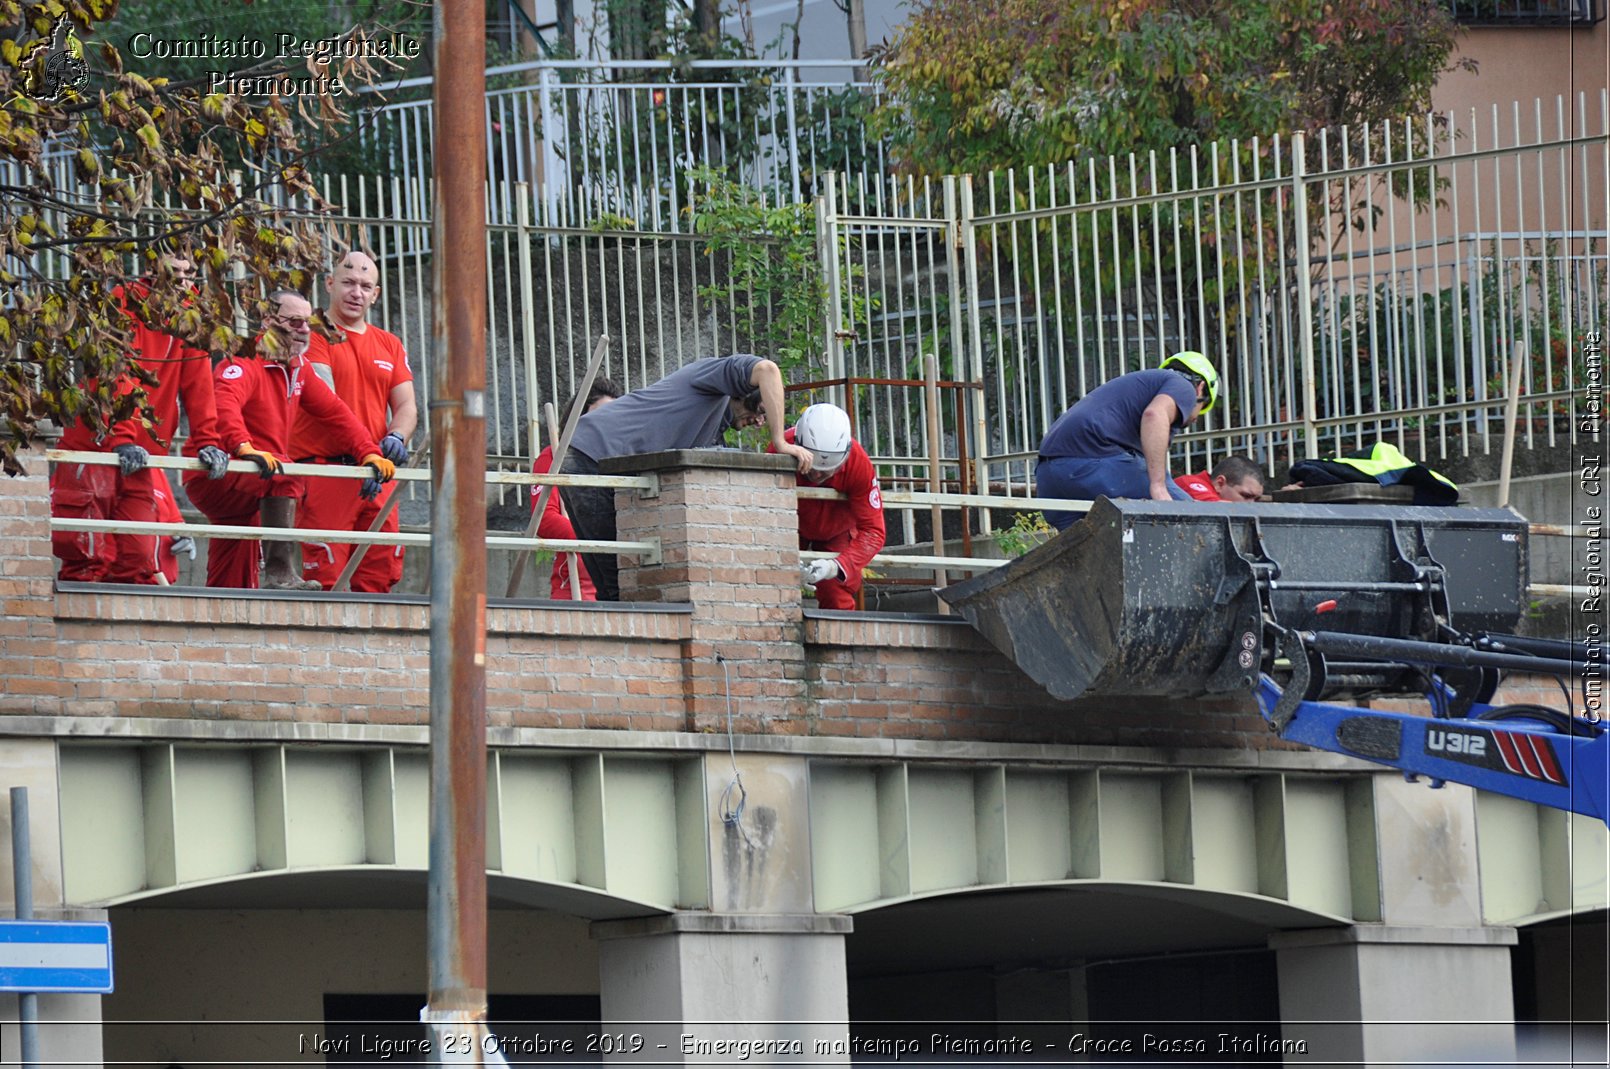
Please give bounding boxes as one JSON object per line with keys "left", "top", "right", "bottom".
{"left": 872, "top": 0, "right": 1470, "bottom": 175}
{"left": 870, "top": 0, "right": 1474, "bottom": 418}
{"left": 0, "top": 0, "right": 417, "bottom": 475}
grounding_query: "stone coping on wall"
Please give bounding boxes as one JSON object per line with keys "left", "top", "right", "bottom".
{"left": 803, "top": 608, "right": 996, "bottom": 651}
{"left": 54, "top": 583, "right": 695, "bottom": 641}
{"left": 601, "top": 448, "right": 797, "bottom": 475}
{"left": 0, "top": 713, "right": 1377, "bottom": 773}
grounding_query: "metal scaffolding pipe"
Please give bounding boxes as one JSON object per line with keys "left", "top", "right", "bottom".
{"left": 425, "top": 0, "right": 490, "bottom": 1054}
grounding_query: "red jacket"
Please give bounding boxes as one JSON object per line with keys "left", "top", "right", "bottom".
{"left": 290, "top": 325, "right": 412, "bottom": 455}
{"left": 57, "top": 282, "right": 220, "bottom": 455}
{"left": 1175, "top": 471, "right": 1221, "bottom": 501}
{"left": 212, "top": 346, "right": 379, "bottom": 463}
{"left": 531, "top": 446, "right": 596, "bottom": 600}
{"left": 776, "top": 429, "right": 886, "bottom": 587}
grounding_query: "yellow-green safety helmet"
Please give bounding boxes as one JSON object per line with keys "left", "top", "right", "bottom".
{"left": 1161, "top": 351, "right": 1219, "bottom": 414}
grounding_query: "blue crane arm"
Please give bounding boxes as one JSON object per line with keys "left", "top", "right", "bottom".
{"left": 1256, "top": 677, "right": 1609, "bottom": 825}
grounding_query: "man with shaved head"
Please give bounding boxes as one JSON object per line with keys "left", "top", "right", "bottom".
{"left": 289, "top": 250, "right": 418, "bottom": 592}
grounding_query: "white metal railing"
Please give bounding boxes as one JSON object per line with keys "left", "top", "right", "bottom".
{"left": 360, "top": 58, "right": 884, "bottom": 228}
{"left": 43, "top": 449, "right": 1589, "bottom": 599}
{"left": 44, "top": 450, "right": 659, "bottom": 560}
{"left": 817, "top": 95, "right": 1609, "bottom": 503}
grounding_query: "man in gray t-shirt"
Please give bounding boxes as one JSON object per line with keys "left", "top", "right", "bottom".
{"left": 560, "top": 354, "right": 813, "bottom": 600}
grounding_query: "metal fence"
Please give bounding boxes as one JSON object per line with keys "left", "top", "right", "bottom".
{"left": 815, "top": 94, "right": 1609, "bottom": 504}
{"left": 362, "top": 58, "right": 884, "bottom": 228}
{"left": 330, "top": 91, "right": 1610, "bottom": 518}
{"left": 274, "top": 90, "right": 1610, "bottom": 517}
{"left": 1447, "top": 0, "right": 1603, "bottom": 24}
{"left": 11, "top": 69, "right": 1607, "bottom": 523}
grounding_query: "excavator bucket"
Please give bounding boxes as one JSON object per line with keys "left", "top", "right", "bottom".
{"left": 939, "top": 499, "right": 1529, "bottom": 702}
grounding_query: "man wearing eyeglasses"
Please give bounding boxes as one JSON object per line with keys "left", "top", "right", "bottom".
{"left": 51, "top": 252, "right": 233, "bottom": 584}
{"left": 288, "top": 251, "right": 417, "bottom": 593}
{"left": 184, "top": 291, "right": 394, "bottom": 589}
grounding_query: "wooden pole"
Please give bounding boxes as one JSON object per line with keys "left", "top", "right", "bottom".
{"left": 1498, "top": 342, "right": 1527, "bottom": 508}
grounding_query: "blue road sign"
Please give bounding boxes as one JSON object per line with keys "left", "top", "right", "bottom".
{"left": 0, "top": 920, "right": 113, "bottom": 993}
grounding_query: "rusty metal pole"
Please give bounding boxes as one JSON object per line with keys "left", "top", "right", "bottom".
{"left": 425, "top": 0, "right": 490, "bottom": 1059}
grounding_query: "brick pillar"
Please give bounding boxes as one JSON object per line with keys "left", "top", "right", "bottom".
{"left": 0, "top": 443, "right": 63, "bottom": 716}
{"left": 605, "top": 450, "right": 806, "bottom": 733}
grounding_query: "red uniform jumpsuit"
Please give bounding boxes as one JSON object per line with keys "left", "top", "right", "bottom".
{"left": 1174, "top": 471, "right": 1223, "bottom": 501}
{"left": 51, "top": 283, "right": 221, "bottom": 584}
{"left": 778, "top": 429, "right": 886, "bottom": 610}
{"left": 531, "top": 446, "right": 597, "bottom": 600}
{"left": 289, "top": 325, "right": 412, "bottom": 593}
{"left": 185, "top": 349, "right": 379, "bottom": 589}
{"left": 154, "top": 471, "right": 183, "bottom": 585}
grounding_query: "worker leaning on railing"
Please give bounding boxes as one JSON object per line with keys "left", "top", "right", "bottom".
{"left": 50, "top": 251, "right": 233, "bottom": 586}
{"left": 183, "top": 290, "right": 394, "bottom": 591}
{"left": 557, "top": 354, "right": 814, "bottom": 602}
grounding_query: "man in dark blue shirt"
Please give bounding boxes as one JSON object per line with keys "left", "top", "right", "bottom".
{"left": 1036, "top": 352, "right": 1219, "bottom": 529}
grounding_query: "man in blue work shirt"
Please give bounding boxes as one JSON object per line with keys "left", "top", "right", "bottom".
{"left": 1035, "top": 352, "right": 1220, "bottom": 529}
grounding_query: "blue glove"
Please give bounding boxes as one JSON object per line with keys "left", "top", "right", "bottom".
{"left": 360, "top": 477, "right": 384, "bottom": 501}
{"left": 379, "top": 432, "right": 409, "bottom": 464}
{"left": 113, "top": 443, "right": 149, "bottom": 476}
{"left": 170, "top": 535, "right": 196, "bottom": 560}
{"left": 197, "top": 445, "right": 230, "bottom": 480}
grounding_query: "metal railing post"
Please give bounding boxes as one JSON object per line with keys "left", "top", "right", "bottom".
{"left": 958, "top": 175, "right": 992, "bottom": 528}
{"left": 11, "top": 787, "right": 39, "bottom": 1069}
{"left": 516, "top": 184, "right": 541, "bottom": 462}
{"left": 536, "top": 66, "right": 566, "bottom": 226}
{"left": 784, "top": 63, "right": 802, "bottom": 205}
{"left": 818, "top": 173, "right": 848, "bottom": 410}
{"left": 1291, "top": 131, "right": 1321, "bottom": 460}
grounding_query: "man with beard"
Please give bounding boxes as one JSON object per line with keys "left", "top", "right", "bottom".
{"left": 52, "top": 253, "right": 231, "bottom": 583}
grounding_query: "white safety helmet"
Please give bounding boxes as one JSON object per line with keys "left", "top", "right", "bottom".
{"left": 795, "top": 403, "right": 853, "bottom": 477}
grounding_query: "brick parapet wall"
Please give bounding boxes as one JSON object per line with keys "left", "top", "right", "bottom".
{"left": 611, "top": 451, "right": 807, "bottom": 734}
{"left": 4, "top": 443, "right": 1291, "bottom": 751}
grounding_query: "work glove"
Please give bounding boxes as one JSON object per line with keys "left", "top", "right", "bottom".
{"left": 379, "top": 432, "right": 409, "bottom": 465}
{"left": 170, "top": 535, "right": 196, "bottom": 560}
{"left": 359, "top": 453, "right": 395, "bottom": 501}
{"left": 113, "top": 443, "right": 149, "bottom": 476}
{"left": 197, "top": 445, "right": 231, "bottom": 480}
{"left": 236, "top": 444, "right": 282, "bottom": 479}
{"left": 801, "top": 557, "right": 843, "bottom": 586}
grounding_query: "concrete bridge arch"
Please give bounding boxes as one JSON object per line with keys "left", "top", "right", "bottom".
{"left": 7, "top": 730, "right": 1603, "bottom": 1064}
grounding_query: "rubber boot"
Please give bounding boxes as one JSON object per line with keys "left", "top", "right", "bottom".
{"left": 260, "top": 496, "right": 321, "bottom": 590}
